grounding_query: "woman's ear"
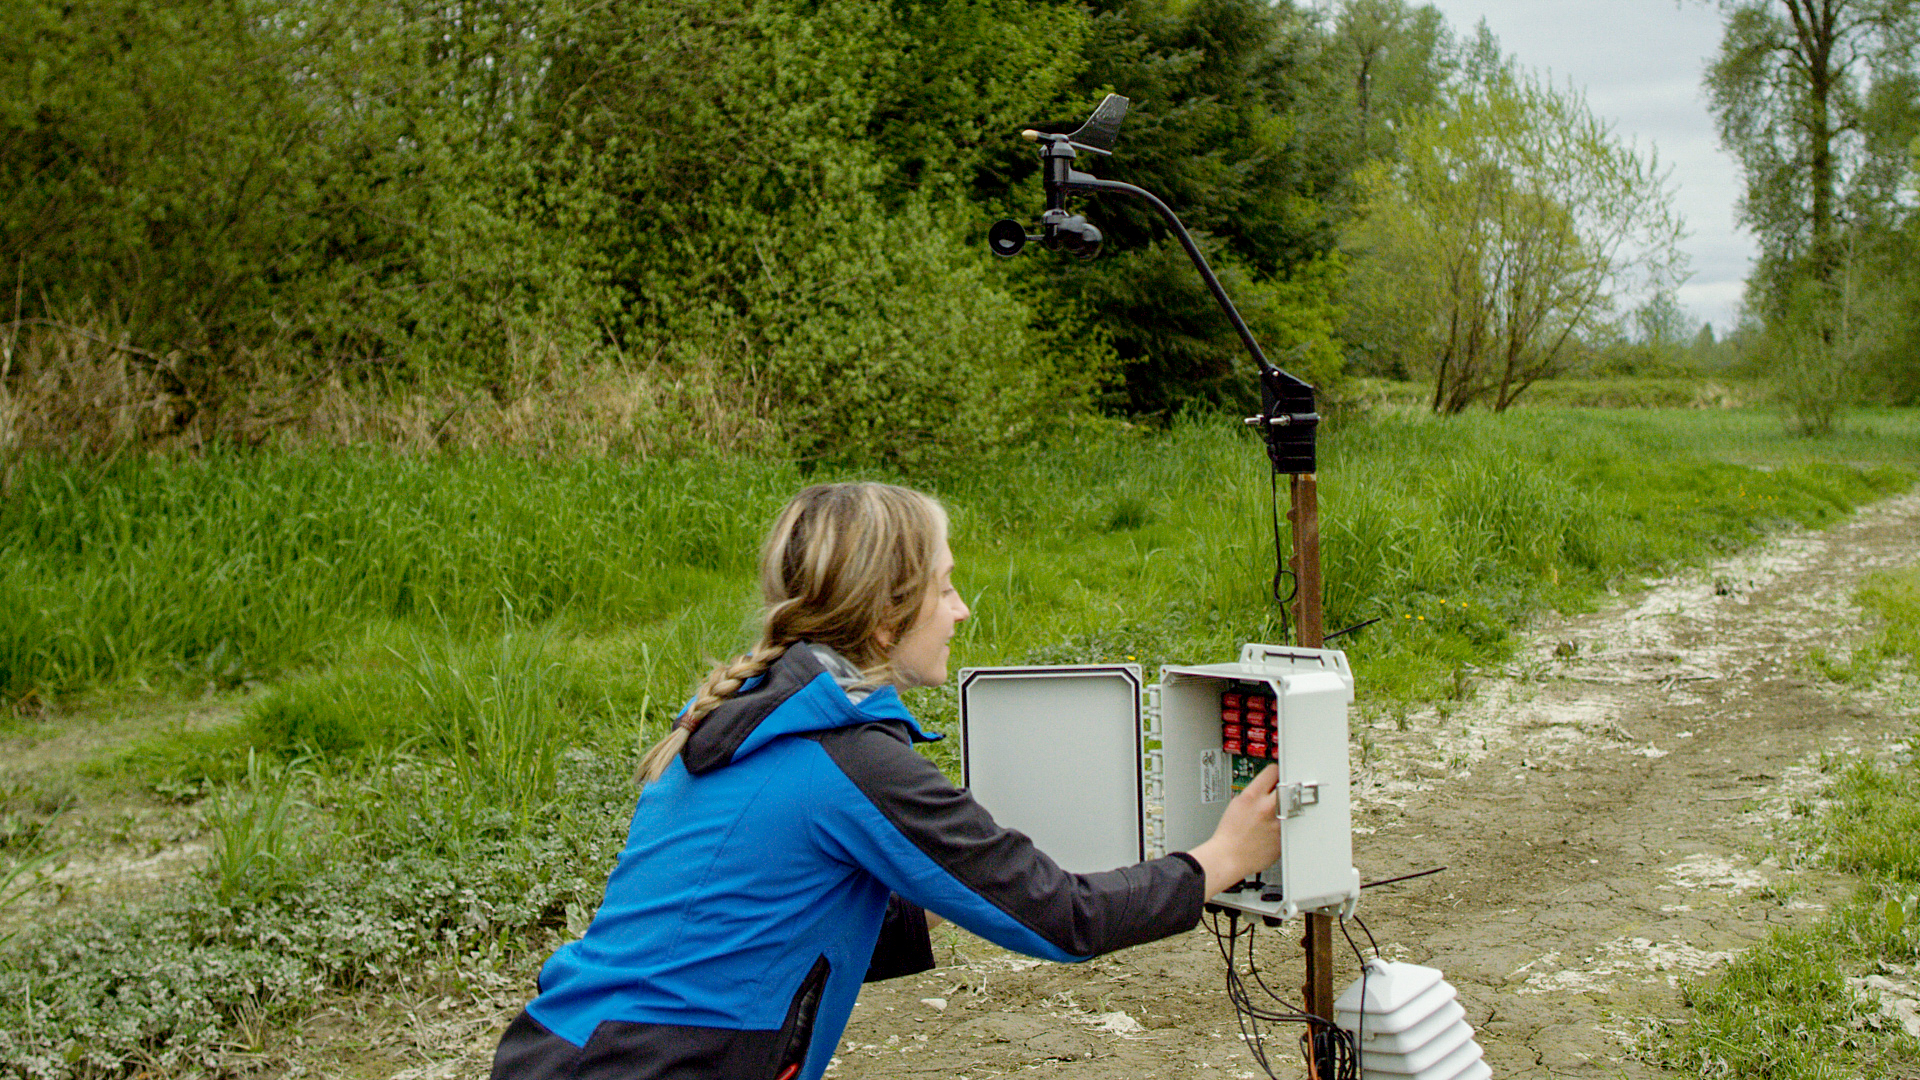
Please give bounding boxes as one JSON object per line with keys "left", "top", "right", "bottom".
{"left": 874, "top": 627, "right": 895, "bottom": 650}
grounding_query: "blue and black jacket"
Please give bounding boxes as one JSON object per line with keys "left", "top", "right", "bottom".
{"left": 492, "top": 643, "right": 1206, "bottom": 1080}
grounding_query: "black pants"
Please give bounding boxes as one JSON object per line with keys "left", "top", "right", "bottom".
{"left": 489, "top": 1009, "right": 807, "bottom": 1080}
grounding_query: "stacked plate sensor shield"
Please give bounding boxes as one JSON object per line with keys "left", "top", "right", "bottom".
{"left": 1335, "top": 961, "right": 1490, "bottom": 1080}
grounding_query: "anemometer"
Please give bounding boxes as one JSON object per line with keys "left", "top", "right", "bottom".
{"left": 967, "top": 95, "right": 1490, "bottom": 1080}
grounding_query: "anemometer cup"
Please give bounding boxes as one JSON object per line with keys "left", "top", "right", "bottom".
{"left": 989, "top": 214, "right": 1101, "bottom": 260}
{"left": 987, "top": 219, "right": 1029, "bottom": 258}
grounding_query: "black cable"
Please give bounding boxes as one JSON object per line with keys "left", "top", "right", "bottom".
{"left": 1245, "top": 921, "right": 1296, "bottom": 1007}
{"left": 1212, "top": 911, "right": 1279, "bottom": 1077}
{"left": 1324, "top": 616, "right": 1382, "bottom": 643}
{"left": 1204, "top": 909, "right": 1359, "bottom": 1080}
{"left": 1352, "top": 914, "right": 1381, "bottom": 958}
{"left": 1269, "top": 470, "right": 1295, "bottom": 642}
{"left": 1339, "top": 914, "right": 1375, "bottom": 966}
{"left": 1212, "top": 911, "right": 1297, "bottom": 1076}
{"left": 1344, "top": 937, "right": 1370, "bottom": 1080}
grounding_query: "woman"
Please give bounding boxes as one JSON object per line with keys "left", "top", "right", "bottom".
{"left": 492, "top": 482, "right": 1285, "bottom": 1080}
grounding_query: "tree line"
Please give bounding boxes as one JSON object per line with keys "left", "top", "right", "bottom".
{"left": 2, "top": 0, "right": 1913, "bottom": 463}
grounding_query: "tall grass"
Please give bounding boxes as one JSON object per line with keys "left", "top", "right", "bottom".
{"left": 204, "top": 751, "right": 311, "bottom": 905}
{"left": 409, "top": 629, "right": 565, "bottom": 823}
{"left": 0, "top": 450, "right": 792, "bottom": 701}
{"left": 925, "top": 409, "right": 1907, "bottom": 700}
{"left": 5, "top": 409, "right": 1910, "bottom": 717}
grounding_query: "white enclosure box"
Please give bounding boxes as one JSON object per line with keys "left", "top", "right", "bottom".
{"left": 959, "top": 643, "right": 1360, "bottom": 921}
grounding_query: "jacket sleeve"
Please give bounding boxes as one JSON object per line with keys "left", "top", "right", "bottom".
{"left": 864, "top": 894, "right": 936, "bottom": 982}
{"left": 803, "top": 724, "right": 1204, "bottom": 963}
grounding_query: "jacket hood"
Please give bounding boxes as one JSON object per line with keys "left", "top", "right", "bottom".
{"left": 681, "top": 643, "right": 942, "bottom": 775}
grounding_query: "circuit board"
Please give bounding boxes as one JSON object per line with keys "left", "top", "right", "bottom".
{"left": 1219, "top": 682, "right": 1278, "bottom": 791}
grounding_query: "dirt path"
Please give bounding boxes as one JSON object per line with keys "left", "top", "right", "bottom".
{"left": 829, "top": 490, "right": 1920, "bottom": 1080}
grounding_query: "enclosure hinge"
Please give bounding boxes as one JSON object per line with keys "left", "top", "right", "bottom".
{"left": 1144, "top": 683, "right": 1165, "bottom": 857}
{"left": 1144, "top": 747, "right": 1166, "bottom": 858}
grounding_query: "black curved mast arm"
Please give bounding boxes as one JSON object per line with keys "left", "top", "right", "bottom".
{"left": 1001, "top": 100, "right": 1338, "bottom": 1073}
{"left": 1040, "top": 133, "right": 1319, "bottom": 474}
{"left": 1071, "top": 174, "right": 1276, "bottom": 375}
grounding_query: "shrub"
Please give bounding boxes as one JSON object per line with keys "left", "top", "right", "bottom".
{"left": 0, "top": 752, "right": 633, "bottom": 1079}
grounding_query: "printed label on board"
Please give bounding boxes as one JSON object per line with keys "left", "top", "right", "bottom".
{"left": 1199, "top": 749, "right": 1226, "bottom": 804}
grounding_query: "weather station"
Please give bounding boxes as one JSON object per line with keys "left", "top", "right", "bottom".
{"left": 963, "top": 95, "right": 1491, "bottom": 1080}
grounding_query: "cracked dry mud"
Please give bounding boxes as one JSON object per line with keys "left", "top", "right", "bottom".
{"left": 822, "top": 489, "right": 1920, "bottom": 1080}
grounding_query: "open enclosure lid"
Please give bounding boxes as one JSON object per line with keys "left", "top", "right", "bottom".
{"left": 957, "top": 665, "right": 1144, "bottom": 874}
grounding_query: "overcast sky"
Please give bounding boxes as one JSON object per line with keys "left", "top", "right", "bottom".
{"left": 1413, "top": 0, "right": 1753, "bottom": 332}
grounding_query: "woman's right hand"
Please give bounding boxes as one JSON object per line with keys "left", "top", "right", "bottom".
{"left": 1186, "top": 763, "right": 1285, "bottom": 896}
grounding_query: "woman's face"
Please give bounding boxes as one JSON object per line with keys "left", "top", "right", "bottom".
{"left": 887, "top": 542, "right": 969, "bottom": 688}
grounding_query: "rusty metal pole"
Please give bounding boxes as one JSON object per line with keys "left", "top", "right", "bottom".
{"left": 1288, "top": 473, "right": 1336, "bottom": 1079}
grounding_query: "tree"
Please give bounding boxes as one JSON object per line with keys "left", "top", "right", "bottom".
{"left": 1321, "top": 0, "right": 1457, "bottom": 165}
{"left": 529, "top": 0, "right": 1107, "bottom": 465}
{"left": 1704, "top": 0, "right": 1920, "bottom": 306}
{"left": 1763, "top": 238, "right": 1903, "bottom": 433}
{"left": 0, "top": 0, "right": 606, "bottom": 395}
{"left": 1633, "top": 291, "right": 1701, "bottom": 351}
{"left": 1342, "top": 38, "right": 1686, "bottom": 412}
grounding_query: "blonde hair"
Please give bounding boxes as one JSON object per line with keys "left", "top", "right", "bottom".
{"left": 636, "top": 482, "right": 949, "bottom": 783}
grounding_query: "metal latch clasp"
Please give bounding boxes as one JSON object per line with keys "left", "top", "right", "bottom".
{"left": 1278, "top": 782, "right": 1319, "bottom": 818}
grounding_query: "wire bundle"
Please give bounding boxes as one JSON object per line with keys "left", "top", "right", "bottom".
{"left": 1205, "top": 907, "right": 1380, "bottom": 1080}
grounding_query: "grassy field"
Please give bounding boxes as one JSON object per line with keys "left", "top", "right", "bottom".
{"left": 0, "top": 404, "right": 1916, "bottom": 1075}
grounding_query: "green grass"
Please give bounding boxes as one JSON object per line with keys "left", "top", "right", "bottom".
{"left": 2, "top": 405, "right": 1916, "bottom": 1077}
{"left": 1540, "top": 405, "right": 1920, "bottom": 471}
{"left": 916, "top": 407, "right": 1904, "bottom": 704}
{"left": 9, "top": 406, "right": 1912, "bottom": 764}
{"left": 1653, "top": 759, "right": 1920, "bottom": 1080}
{"left": 1516, "top": 375, "right": 1755, "bottom": 410}
{"left": 205, "top": 750, "right": 313, "bottom": 905}
{"left": 1347, "top": 375, "right": 1763, "bottom": 411}
{"left": 1854, "top": 570, "right": 1920, "bottom": 678}
{"left": 1813, "top": 568, "right": 1920, "bottom": 684}
{"left": 1653, "top": 564, "right": 1920, "bottom": 1080}
{"left": 0, "top": 450, "right": 788, "bottom": 702}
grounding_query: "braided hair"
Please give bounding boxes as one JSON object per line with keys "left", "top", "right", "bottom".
{"left": 636, "top": 482, "right": 949, "bottom": 783}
